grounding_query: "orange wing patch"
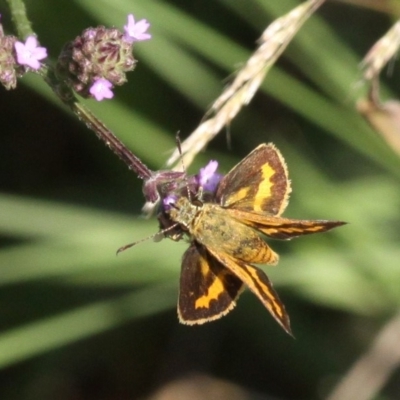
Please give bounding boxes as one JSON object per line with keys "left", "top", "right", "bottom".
{"left": 253, "top": 162, "right": 276, "bottom": 212}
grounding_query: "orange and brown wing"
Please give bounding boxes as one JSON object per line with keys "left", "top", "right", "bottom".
{"left": 178, "top": 243, "right": 244, "bottom": 325}
{"left": 216, "top": 143, "right": 290, "bottom": 216}
{"left": 225, "top": 209, "right": 346, "bottom": 239}
{"left": 207, "top": 247, "right": 292, "bottom": 335}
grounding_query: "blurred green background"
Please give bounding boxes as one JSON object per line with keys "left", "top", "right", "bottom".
{"left": 1, "top": 0, "right": 400, "bottom": 399}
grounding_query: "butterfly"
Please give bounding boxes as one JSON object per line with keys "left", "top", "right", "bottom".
{"left": 166, "top": 143, "right": 345, "bottom": 334}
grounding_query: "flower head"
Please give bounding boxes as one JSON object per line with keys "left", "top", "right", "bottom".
{"left": 89, "top": 78, "right": 114, "bottom": 101}
{"left": 197, "top": 160, "right": 223, "bottom": 193}
{"left": 14, "top": 36, "right": 47, "bottom": 70}
{"left": 56, "top": 26, "right": 136, "bottom": 98}
{"left": 124, "top": 14, "right": 151, "bottom": 43}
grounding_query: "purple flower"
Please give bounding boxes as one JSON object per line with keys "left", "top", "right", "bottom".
{"left": 124, "top": 14, "right": 151, "bottom": 43}
{"left": 89, "top": 78, "right": 114, "bottom": 101}
{"left": 163, "top": 195, "right": 177, "bottom": 211}
{"left": 197, "top": 160, "right": 222, "bottom": 193}
{"left": 14, "top": 36, "right": 47, "bottom": 70}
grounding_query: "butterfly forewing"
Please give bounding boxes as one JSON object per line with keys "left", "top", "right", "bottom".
{"left": 178, "top": 243, "right": 243, "bottom": 325}
{"left": 216, "top": 143, "right": 291, "bottom": 216}
{"left": 225, "top": 210, "right": 346, "bottom": 239}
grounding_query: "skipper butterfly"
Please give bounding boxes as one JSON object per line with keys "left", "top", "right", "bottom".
{"left": 167, "top": 143, "right": 345, "bottom": 334}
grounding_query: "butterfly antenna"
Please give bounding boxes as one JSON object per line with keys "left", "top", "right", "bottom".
{"left": 175, "top": 133, "right": 192, "bottom": 201}
{"left": 116, "top": 222, "right": 180, "bottom": 255}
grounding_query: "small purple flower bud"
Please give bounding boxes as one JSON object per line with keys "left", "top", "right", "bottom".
{"left": 197, "top": 160, "right": 222, "bottom": 193}
{"left": 89, "top": 78, "right": 114, "bottom": 101}
{"left": 124, "top": 14, "right": 152, "bottom": 43}
{"left": 162, "top": 195, "right": 177, "bottom": 211}
{"left": 14, "top": 36, "right": 47, "bottom": 70}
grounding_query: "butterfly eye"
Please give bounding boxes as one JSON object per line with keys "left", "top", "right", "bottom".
{"left": 192, "top": 199, "right": 203, "bottom": 207}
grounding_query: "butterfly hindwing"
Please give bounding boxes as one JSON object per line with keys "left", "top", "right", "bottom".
{"left": 178, "top": 243, "right": 243, "bottom": 325}
{"left": 207, "top": 247, "right": 291, "bottom": 335}
{"left": 216, "top": 143, "right": 291, "bottom": 216}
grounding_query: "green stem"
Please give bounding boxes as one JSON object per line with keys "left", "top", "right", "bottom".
{"left": 5, "top": 0, "right": 34, "bottom": 38}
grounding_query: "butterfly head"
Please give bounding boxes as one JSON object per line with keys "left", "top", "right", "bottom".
{"left": 165, "top": 196, "right": 201, "bottom": 229}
